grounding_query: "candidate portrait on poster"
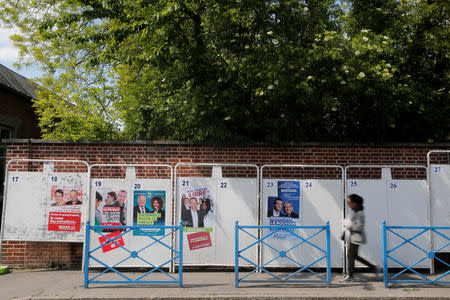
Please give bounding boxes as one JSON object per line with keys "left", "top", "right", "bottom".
{"left": 133, "top": 190, "right": 166, "bottom": 236}
{"left": 180, "top": 187, "right": 214, "bottom": 230}
{"left": 48, "top": 186, "right": 82, "bottom": 232}
{"left": 95, "top": 187, "right": 128, "bottom": 232}
{"left": 266, "top": 181, "right": 300, "bottom": 240}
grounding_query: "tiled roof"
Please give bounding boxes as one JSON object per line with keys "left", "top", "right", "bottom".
{"left": 0, "top": 64, "right": 37, "bottom": 99}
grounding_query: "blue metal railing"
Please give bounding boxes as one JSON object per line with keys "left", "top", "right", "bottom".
{"left": 84, "top": 221, "right": 183, "bottom": 287}
{"left": 235, "top": 221, "right": 331, "bottom": 287}
{"left": 383, "top": 221, "right": 450, "bottom": 287}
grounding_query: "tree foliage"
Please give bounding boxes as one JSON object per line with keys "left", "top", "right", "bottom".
{"left": 1, "top": 0, "right": 448, "bottom": 143}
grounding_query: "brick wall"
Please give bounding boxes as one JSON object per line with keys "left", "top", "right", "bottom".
{"left": 1, "top": 140, "right": 449, "bottom": 268}
{"left": 1, "top": 241, "right": 82, "bottom": 268}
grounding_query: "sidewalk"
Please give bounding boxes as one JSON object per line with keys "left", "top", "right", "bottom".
{"left": 1, "top": 269, "right": 449, "bottom": 300}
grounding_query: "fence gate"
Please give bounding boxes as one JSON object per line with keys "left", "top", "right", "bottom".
{"left": 235, "top": 221, "right": 331, "bottom": 287}
{"left": 84, "top": 221, "right": 183, "bottom": 287}
{"left": 383, "top": 222, "right": 449, "bottom": 287}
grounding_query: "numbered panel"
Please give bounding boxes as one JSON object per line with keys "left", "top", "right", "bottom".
{"left": 387, "top": 180, "right": 429, "bottom": 268}
{"left": 347, "top": 179, "right": 386, "bottom": 267}
{"left": 89, "top": 178, "right": 173, "bottom": 267}
{"left": 347, "top": 179, "right": 429, "bottom": 268}
{"left": 430, "top": 165, "right": 450, "bottom": 251}
{"left": 3, "top": 171, "right": 88, "bottom": 242}
{"left": 262, "top": 179, "right": 343, "bottom": 268}
{"left": 176, "top": 177, "right": 258, "bottom": 266}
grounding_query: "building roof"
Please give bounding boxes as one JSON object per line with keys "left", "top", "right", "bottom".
{"left": 0, "top": 64, "right": 37, "bottom": 99}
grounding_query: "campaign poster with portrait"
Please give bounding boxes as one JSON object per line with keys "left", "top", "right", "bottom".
{"left": 133, "top": 190, "right": 166, "bottom": 236}
{"left": 267, "top": 181, "right": 300, "bottom": 240}
{"left": 179, "top": 182, "right": 214, "bottom": 250}
{"left": 48, "top": 186, "right": 82, "bottom": 232}
{"left": 94, "top": 187, "right": 128, "bottom": 232}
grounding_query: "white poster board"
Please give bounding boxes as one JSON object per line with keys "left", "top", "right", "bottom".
{"left": 429, "top": 164, "right": 450, "bottom": 252}
{"left": 261, "top": 179, "right": 343, "bottom": 268}
{"left": 2, "top": 171, "right": 88, "bottom": 242}
{"left": 88, "top": 178, "right": 173, "bottom": 268}
{"left": 347, "top": 179, "right": 429, "bottom": 268}
{"left": 176, "top": 177, "right": 258, "bottom": 266}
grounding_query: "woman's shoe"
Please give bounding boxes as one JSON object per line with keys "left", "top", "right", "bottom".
{"left": 339, "top": 274, "right": 354, "bottom": 282}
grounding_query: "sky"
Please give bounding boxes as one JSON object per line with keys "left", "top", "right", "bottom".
{"left": 0, "top": 27, "right": 43, "bottom": 79}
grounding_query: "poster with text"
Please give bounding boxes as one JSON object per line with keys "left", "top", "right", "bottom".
{"left": 98, "top": 230, "right": 125, "bottom": 253}
{"left": 94, "top": 187, "right": 128, "bottom": 232}
{"left": 179, "top": 182, "right": 214, "bottom": 234}
{"left": 133, "top": 190, "right": 166, "bottom": 236}
{"left": 267, "top": 181, "right": 300, "bottom": 240}
{"left": 48, "top": 186, "right": 82, "bottom": 232}
{"left": 187, "top": 231, "right": 212, "bottom": 250}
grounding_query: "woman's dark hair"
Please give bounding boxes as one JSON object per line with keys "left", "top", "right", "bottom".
{"left": 201, "top": 198, "right": 211, "bottom": 212}
{"left": 348, "top": 194, "right": 364, "bottom": 211}
{"left": 55, "top": 189, "right": 64, "bottom": 196}
{"left": 107, "top": 191, "right": 117, "bottom": 201}
{"left": 96, "top": 191, "right": 103, "bottom": 202}
{"left": 150, "top": 196, "right": 164, "bottom": 209}
{"left": 273, "top": 197, "right": 283, "bottom": 205}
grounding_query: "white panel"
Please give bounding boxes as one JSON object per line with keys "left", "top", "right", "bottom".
{"left": 430, "top": 165, "right": 450, "bottom": 252}
{"left": 262, "top": 179, "right": 342, "bottom": 268}
{"left": 176, "top": 177, "right": 258, "bottom": 266}
{"left": 302, "top": 180, "right": 343, "bottom": 267}
{"left": 347, "top": 179, "right": 386, "bottom": 267}
{"left": 387, "top": 180, "right": 429, "bottom": 268}
{"left": 3, "top": 171, "right": 88, "bottom": 242}
{"left": 89, "top": 178, "right": 172, "bottom": 268}
{"left": 216, "top": 178, "right": 258, "bottom": 266}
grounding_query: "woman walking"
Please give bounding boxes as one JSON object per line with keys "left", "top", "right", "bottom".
{"left": 341, "top": 194, "right": 378, "bottom": 282}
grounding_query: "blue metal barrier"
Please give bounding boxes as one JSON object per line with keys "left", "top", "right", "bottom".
{"left": 235, "top": 221, "right": 331, "bottom": 287}
{"left": 84, "top": 221, "right": 183, "bottom": 287}
{"left": 383, "top": 221, "right": 450, "bottom": 287}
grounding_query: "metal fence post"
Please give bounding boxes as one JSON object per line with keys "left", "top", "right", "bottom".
{"left": 235, "top": 220, "right": 239, "bottom": 288}
{"left": 83, "top": 221, "right": 91, "bottom": 288}
{"left": 326, "top": 221, "right": 331, "bottom": 287}
{"left": 179, "top": 221, "right": 183, "bottom": 288}
{"left": 382, "top": 221, "right": 388, "bottom": 288}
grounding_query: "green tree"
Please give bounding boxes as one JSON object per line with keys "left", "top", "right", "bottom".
{"left": 1, "top": 0, "right": 448, "bottom": 143}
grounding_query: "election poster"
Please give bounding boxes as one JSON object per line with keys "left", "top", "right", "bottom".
{"left": 94, "top": 187, "right": 128, "bottom": 232}
{"left": 267, "top": 180, "right": 300, "bottom": 240}
{"left": 187, "top": 231, "right": 212, "bottom": 250}
{"left": 48, "top": 186, "right": 82, "bottom": 232}
{"left": 98, "top": 230, "right": 125, "bottom": 253}
{"left": 133, "top": 190, "right": 166, "bottom": 236}
{"left": 179, "top": 181, "right": 214, "bottom": 250}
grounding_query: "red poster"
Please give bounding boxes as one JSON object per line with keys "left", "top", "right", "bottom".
{"left": 48, "top": 212, "right": 81, "bottom": 231}
{"left": 98, "top": 230, "right": 125, "bottom": 253}
{"left": 187, "top": 231, "right": 212, "bottom": 250}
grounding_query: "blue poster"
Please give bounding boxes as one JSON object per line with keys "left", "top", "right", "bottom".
{"left": 277, "top": 181, "right": 300, "bottom": 218}
{"left": 267, "top": 180, "right": 300, "bottom": 240}
{"left": 133, "top": 190, "right": 166, "bottom": 236}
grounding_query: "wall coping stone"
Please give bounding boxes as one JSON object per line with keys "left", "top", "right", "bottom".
{"left": 2, "top": 138, "right": 450, "bottom": 148}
